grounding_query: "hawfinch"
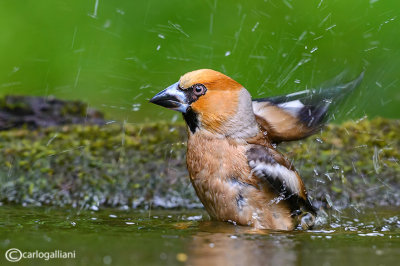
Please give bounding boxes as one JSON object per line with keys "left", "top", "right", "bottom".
{"left": 150, "top": 69, "right": 362, "bottom": 230}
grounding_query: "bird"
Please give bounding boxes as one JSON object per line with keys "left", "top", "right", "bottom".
{"left": 150, "top": 69, "right": 363, "bottom": 230}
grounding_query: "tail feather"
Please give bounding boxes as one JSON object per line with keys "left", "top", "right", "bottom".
{"left": 252, "top": 72, "right": 364, "bottom": 143}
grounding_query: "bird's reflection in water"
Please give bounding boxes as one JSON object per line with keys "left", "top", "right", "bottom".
{"left": 186, "top": 221, "right": 298, "bottom": 266}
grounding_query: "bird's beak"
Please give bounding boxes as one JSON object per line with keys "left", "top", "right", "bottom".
{"left": 149, "top": 82, "right": 189, "bottom": 113}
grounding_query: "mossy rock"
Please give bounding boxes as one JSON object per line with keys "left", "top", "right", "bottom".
{"left": 0, "top": 95, "right": 104, "bottom": 130}
{"left": 0, "top": 117, "right": 399, "bottom": 210}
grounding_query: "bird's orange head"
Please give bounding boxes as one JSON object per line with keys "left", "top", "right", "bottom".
{"left": 150, "top": 69, "right": 257, "bottom": 136}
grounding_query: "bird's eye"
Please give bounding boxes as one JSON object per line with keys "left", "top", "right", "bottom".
{"left": 193, "top": 84, "right": 206, "bottom": 96}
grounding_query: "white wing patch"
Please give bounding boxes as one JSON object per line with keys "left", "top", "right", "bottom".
{"left": 249, "top": 160, "right": 300, "bottom": 194}
{"left": 278, "top": 99, "right": 304, "bottom": 109}
{"left": 277, "top": 100, "right": 304, "bottom": 117}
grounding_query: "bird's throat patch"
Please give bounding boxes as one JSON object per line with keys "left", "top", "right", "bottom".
{"left": 183, "top": 108, "right": 199, "bottom": 134}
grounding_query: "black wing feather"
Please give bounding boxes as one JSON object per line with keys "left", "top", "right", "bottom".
{"left": 252, "top": 72, "right": 364, "bottom": 142}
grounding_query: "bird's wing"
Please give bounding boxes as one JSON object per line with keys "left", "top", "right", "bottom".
{"left": 252, "top": 72, "right": 364, "bottom": 143}
{"left": 246, "top": 145, "right": 315, "bottom": 215}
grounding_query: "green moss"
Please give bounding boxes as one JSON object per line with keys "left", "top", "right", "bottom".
{"left": 0, "top": 118, "right": 398, "bottom": 210}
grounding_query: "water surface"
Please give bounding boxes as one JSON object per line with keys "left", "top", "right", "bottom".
{"left": 1, "top": 206, "right": 399, "bottom": 265}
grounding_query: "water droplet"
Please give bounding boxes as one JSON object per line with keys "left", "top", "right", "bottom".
{"left": 103, "top": 255, "right": 112, "bottom": 265}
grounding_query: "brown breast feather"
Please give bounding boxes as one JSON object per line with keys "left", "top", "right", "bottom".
{"left": 186, "top": 131, "right": 298, "bottom": 230}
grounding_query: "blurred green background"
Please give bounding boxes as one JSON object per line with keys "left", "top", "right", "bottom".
{"left": 0, "top": 0, "right": 399, "bottom": 122}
